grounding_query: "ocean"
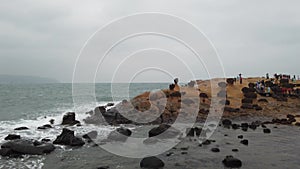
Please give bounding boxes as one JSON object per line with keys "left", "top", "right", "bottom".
{"left": 0, "top": 83, "right": 167, "bottom": 168}
{"left": 0, "top": 83, "right": 168, "bottom": 122}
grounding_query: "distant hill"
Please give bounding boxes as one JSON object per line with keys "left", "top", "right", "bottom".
{"left": 0, "top": 75, "right": 59, "bottom": 84}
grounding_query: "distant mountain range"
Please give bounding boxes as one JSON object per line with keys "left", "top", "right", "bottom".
{"left": 0, "top": 75, "right": 59, "bottom": 84}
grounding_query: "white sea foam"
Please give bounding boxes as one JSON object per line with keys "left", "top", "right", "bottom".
{"left": 0, "top": 101, "right": 121, "bottom": 169}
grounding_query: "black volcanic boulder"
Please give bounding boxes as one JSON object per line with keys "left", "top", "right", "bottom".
{"left": 61, "top": 112, "right": 80, "bottom": 125}
{"left": 107, "top": 127, "right": 132, "bottom": 142}
{"left": 226, "top": 78, "right": 235, "bottom": 85}
{"left": 148, "top": 124, "right": 180, "bottom": 139}
{"left": 248, "top": 82, "right": 255, "bottom": 88}
{"left": 242, "top": 87, "right": 256, "bottom": 93}
{"left": 222, "top": 119, "right": 232, "bottom": 127}
{"left": 106, "top": 103, "right": 114, "bottom": 107}
{"left": 0, "top": 139, "right": 55, "bottom": 157}
{"left": 258, "top": 98, "right": 268, "bottom": 103}
{"left": 211, "top": 148, "right": 220, "bottom": 152}
{"left": 186, "top": 128, "right": 195, "bottom": 137}
{"left": 170, "top": 91, "right": 181, "bottom": 97}
{"left": 199, "top": 93, "right": 208, "bottom": 98}
{"left": 241, "top": 103, "right": 253, "bottom": 109}
{"left": 38, "top": 124, "right": 52, "bottom": 130}
{"left": 255, "top": 106, "right": 263, "bottom": 111}
{"left": 240, "top": 139, "right": 249, "bottom": 145}
{"left": 140, "top": 156, "right": 165, "bottom": 169}
{"left": 4, "top": 134, "right": 21, "bottom": 140}
{"left": 263, "top": 128, "right": 271, "bottom": 134}
{"left": 222, "top": 155, "right": 242, "bottom": 168}
{"left": 186, "top": 127, "right": 203, "bottom": 137}
{"left": 95, "top": 106, "right": 106, "bottom": 116}
{"left": 287, "top": 114, "right": 295, "bottom": 120}
{"left": 14, "top": 127, "right": 29, "bottom": 131}
{"left": 232, "top": 124, "right": 240, "bottom": 130}
{"left": 244, "top": 92, "right": 257, "bottom": 99}
{"left": 224, "top": 107, "right": 240, "bottom": 113}
{"left": 53, "top": 128, "right": 85, "bottom": 146}
{"left": 83, "top": 131, "right": 98, "bottom": 140}
{"left": 242, "top": 98, "right": 253, "bottom": 104}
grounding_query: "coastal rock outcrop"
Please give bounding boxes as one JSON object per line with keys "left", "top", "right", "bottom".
{"left": 140, "top": 156, "right": 165, "bottom": 169}
{"left": 222, "top": 155, "right": 242, "bottom": 168}
{"left": 14, "top": 127, "right": 29, "bottom": 131}
{"left": 53, "top": 128, "right": 85, "bottom": 146}
{"left": 4, "top": 134, "right": 21, "bottom": 140}
{"left": 148, "top": 124, "right": 180, "bottom": 139}
{"left": 107, "top": 127, "right": 132, "bottom": 142}
{"left": 61, "top": 112, "right": 80, "bottom": 125}
{"left": 0, "top": 139, "right": 55, "bottom": 157}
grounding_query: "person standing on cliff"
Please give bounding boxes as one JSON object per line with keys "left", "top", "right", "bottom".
{"left": 239, "top": 73, "right": 243, "bottom": 84}
{"left": 174, "top": 78, "right": 180, "bottom": 91}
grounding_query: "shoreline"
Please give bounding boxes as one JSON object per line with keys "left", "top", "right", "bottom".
{"left": 1, "top": 77, "right": 300, "bottom": 168}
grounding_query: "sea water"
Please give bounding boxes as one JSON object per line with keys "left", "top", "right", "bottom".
{"left": 0, "top": 83, "right": 167, "bottom": 168}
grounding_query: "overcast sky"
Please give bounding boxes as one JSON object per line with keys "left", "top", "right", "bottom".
{"left": 0, "top": 0, "right": 299, "bottom": 82}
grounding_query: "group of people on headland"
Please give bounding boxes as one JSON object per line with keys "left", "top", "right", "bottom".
{"left": 230, "top": 73, "right": 300, "bottom": 97}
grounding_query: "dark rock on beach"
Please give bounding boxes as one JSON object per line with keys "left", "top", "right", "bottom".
{"left": 241, "top": 103, "right": 253, "bottom": 109}
{"left": 61, "top": 112, "right": 80, "bottom": 126}
{"left": 14, "top": 127, "right": 29, "bottom": 131}
{"left": 4, "top": 134, "right": 21, "bottom": 140}
{"left": 37, "top": 124, "right": 52, "bottom": 130}
{"left": 107, "top": 127, "right": 132, "bottom": 142}
{"left": 244, "top": 92, "right": 257, "bottom": 99}
{"left": 222, "top": 155, "right": 242, "bottom": 168}
{"left": 0, "top": 139, "right": 55, "bottom": 157}
{"left": 140, "top": 156, "right": 165, "bottom": 169}
{"left": 227, "top": 78, "right": 235, "bottom": 85}
{"left": 224, "top": 107, "right": 240, "bottom": 113}
{"left": 53, "top": 128, "right": 85, "bottom": 146}
{"left": 106, "top": 103, "right": 114, "bottom": 107}
{"left": 263, "top": 128, "right": 271, "bottom": 134}
{"left": 240, "top": 139, "right": 249, "bottom": 146}
{"left": 222, "top": 119, "right": 232, "bottom": 127}
{"left": 148, "top": 124, "right": 180, "bottom": 139}
{"left": 83, "top": 131, "right": 98, "bottom": 140}
{"left": 199, "top": 92, "right": 208, "bottom": 98}
{"left": 242, "top": 98, "right": 253, "bottom": 104}
{"left": 211, "top": 148, "right": 220, "bottom": 152}
{"left": 258, "top": 98, "right": 268, "bottom": 103}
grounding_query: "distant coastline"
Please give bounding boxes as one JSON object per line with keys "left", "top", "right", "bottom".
{"left": 0, "top": 74, "right": 59, "bottom": 84}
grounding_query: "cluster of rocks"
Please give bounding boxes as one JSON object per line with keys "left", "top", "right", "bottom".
{"left": 84, "top": 106, "right": 132, "bottom": 125}
{"left": 241, "top": 83, "right": 262, "bottom": 111}
{"left": 263, "top": 114, "right": 299, "bottom": 126}
{"left": 0, "top": 139, "right": 55, "bottom": 158}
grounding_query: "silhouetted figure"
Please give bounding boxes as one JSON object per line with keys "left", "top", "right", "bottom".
{"left": 239, "top": 73, "right": 242, "bottom": 84}
{"left": 169, "top": 84, "right": 175, "bottom": 90}
{"left": 266, "top": 73, "right": 269, "bottom": 79}
{"left": 174, "top": 78, "right": 179, "bottom": 85}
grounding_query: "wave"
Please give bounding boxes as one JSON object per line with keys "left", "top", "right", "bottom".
{"left": 0, "top": 101, "right": 121, "bottom": 169}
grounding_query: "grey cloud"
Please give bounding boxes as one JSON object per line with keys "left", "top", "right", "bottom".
{"left": 0, "top": 0, "right": 299, "bottom": 82}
